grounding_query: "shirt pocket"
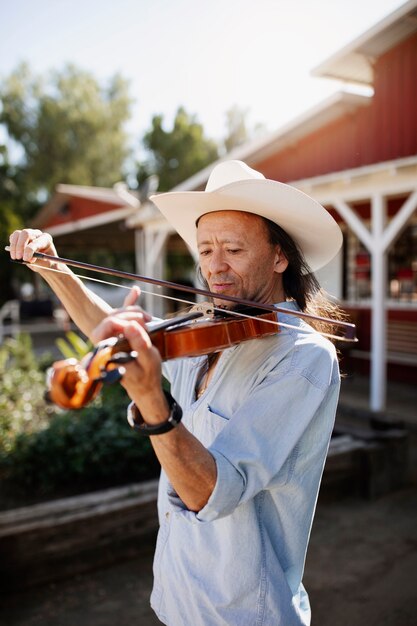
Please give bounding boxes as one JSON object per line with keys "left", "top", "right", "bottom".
{"left": 195, "top": 403, "right": 230, "bottom": 447}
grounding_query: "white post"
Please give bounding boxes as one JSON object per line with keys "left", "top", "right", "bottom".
{"left": 134, "top": 228, "right": 149, "bottom": 311}
{"left": 133, "top": 227, "right": 171, "bottom": 317}
{"left": 370, "top": 194, "right": 387, "bottom": 412}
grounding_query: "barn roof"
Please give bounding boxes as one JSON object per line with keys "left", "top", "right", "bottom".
{"left": 312, "top": 0, "right": 417, "bottom": 85}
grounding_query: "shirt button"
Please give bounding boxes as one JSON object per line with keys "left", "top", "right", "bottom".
{"left": 165, "top": 511, "right": 170, "bottom": 519}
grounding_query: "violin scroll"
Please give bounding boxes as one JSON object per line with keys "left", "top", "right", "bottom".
{"left": 45, "top": 338, "right": 138, "bottom": 409}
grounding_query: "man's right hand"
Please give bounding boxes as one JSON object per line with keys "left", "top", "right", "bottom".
{"left": 8, "top": 228, "right": 124, "bottom": 339}
{"left": 8, "top": 228, "right": 58, "bottom": 271}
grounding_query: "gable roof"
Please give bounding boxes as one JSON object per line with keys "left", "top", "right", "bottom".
{"left": 32, "top": 183, "right": 139, "bottom": 234}
{"left": 312, "top": 0, "right": 417, "bottom": 85}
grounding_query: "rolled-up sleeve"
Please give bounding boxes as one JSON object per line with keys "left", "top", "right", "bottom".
{"left": 197, "top": 367, "right": 339, "bottom": 522}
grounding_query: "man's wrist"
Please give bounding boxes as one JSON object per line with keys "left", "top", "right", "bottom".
{"left": 127, "top": 390, "right": 183, "bottom": 436}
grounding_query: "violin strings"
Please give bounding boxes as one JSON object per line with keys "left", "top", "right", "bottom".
{"left": 15, "top": 262, "right": 347, "bottom": 341}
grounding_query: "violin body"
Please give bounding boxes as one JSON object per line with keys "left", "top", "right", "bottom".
{"left": 46, "top": 311, "right": 279, "bottom": 410}
{"left": 153, "top": 311, "right": 278, "bottom": 359}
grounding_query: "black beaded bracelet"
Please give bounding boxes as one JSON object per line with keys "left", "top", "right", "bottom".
{"left": 127, "top": 390, "right": 183, "bottom": 436}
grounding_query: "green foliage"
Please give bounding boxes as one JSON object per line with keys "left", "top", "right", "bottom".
{"left": 0, "top": 62, "right": 134, "bottom": 305}
{"left": 0, "top": 334, "right": 55, "bottom": 456}
{"left": 55, "top": 331, "right": 92, "bottom": 360}
{"left": 0, "top": 335, "right": 159, "bottom": 500}
{"left": 1, "top": 384, "right": 159, "bottom": 496}
{"left": 0, "top": 62, "right": 132, "bottom": 193}
{"left": 223, "top": 105, "right": 267, "bottom": 154}
{"left": 223, "top": 105, "right": 250, "bottom": 153}
{"left": 137, "top": 106, "right": 219, "bottom": 191}
{"left": 0, "top": 143, "right": 39, "bottom": 303}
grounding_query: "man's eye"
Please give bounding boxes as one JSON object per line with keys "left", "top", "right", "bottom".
{"left": 199, "top": 250, "right": 211, "bottom": 256}
{"left": 227, "top": 249, "right": 241, "bottom": 254}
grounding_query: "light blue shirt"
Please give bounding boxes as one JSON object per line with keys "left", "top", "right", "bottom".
{"left": 150, "top": 302, "right": 340, "bottom": 625}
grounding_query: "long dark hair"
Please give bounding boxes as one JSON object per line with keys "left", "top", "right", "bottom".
{"left": 262, "top": 218, "right": 318, "bottom": 311}
{"left": 262, "top": 217, "right": 347, "bottom": 337}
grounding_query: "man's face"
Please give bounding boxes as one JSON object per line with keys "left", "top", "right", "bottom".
{"left": 197, "top": 211, "right": 288, "bottom": 307}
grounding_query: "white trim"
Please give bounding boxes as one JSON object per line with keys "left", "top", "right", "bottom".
{"left": 297, "top": 173, "right": 417, "bottom": 207}
{"left": 56, "top": 183, "right": 140, "bottom": 208}
{"left": 311, "top": 0, "right": 417, "bottom": 85}
{"left": 382, "top": 189, "right": 417, "bottom": 251}
{"left": 292, "top": 154, "right": 417, "bottom": 189}
{"left": 332, "top": 199, "right": 373, "bottom": 250}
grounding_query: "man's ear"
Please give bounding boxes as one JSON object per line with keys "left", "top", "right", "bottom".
{"left": 274, "top": 247, "right": 289, "bottom": 274}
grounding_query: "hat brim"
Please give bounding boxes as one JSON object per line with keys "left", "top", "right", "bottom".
{"left": 150, "top": 179, "right": 342, "bottom": 272}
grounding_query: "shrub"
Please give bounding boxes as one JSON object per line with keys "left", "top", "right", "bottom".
{"left": 0, "top": 334, "right": 55, "bottom": 456}
{"left": 0, "top": 334, "right": 159, "bottom": 501}
{"left": 3, "top": 384, "right": 159, "bottom": 496}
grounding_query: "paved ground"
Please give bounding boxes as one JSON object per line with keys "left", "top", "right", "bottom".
{"left": 1, "top": 376, "right": 416, "bottom": 626}
{"left": 1, "top": 483, "right": 416, "bottom": 626}
{"left": 305, "top": 485, "right": 417, "bottom": 626}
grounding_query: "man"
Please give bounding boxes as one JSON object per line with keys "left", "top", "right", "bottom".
{"left": 9, "top": 160, "right": 343, "bottom": 625}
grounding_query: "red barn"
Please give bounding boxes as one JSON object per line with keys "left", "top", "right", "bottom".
{"left": 131, "top": 0, "right": 417, "bottom": 411}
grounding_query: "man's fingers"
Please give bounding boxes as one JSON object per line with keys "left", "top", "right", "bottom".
{"left": 111, "top": 306, "right": 152, "bottom": 323}
{"left": 106, "top": 310, "right": 150, "bottom": 328}
{"left": 91, "top": 316, "right": 150, "bottom": 347}
{"left": 23, "top": 233, "right": 53, "bottom": 263}
{"left": 123, "top": 286, "right": 141, "bottom": 307}
{"left": 117, "top": 287, "right": 152, "bottom": 323}
{"left": 91, "top": 316, "right": 162, "bottom": 398}
{"left": 8, "top": 229, "right": 54, "bottom": 263}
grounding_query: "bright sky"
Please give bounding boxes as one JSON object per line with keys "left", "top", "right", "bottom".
{"left": 0, "top": 0, "right": 407, "bottom": 156}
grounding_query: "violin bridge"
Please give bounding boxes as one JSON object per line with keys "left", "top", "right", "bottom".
{"left": 188, "top": 301, "right": 215, "bottom": 319}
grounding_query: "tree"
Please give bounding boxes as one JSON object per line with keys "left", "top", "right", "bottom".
{"left": 223, "top": 105, "right": 250, "bottom": 153}
{"left": 0, "top": 63, "right": 133, "bottom": 305}
{"left": 223, "top": 105, "right": 267, "bottom": 154}
{"left": 137, "top": 106, "right": 219, "bottom": 192}
{"left": 0, "top": 143, "right": 37, "bottom": 302}
{"left": 0, "top": 63, "right": 133, "bottom": 196}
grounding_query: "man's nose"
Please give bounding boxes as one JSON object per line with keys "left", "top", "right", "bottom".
{"left": 209, "top": 249, "right": 229, "bottom": 273}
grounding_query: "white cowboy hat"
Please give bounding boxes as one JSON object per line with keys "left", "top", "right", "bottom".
{"left": 150, "top": 160, "right": 342, "bottom": 272}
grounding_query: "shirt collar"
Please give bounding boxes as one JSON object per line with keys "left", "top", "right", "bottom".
{"left": 274, "top": 300, "right": 300, "bottom": 312}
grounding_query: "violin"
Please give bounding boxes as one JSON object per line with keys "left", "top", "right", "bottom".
{"left": 46, "top": 307, "right": 279, "bottom": 409}
{"left": 7, "top": 249, "right": 357, "bottom": 409}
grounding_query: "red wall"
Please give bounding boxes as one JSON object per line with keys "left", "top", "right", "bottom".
{"left": 47, "top": 197, "right": 123, "bottom": 228}
{"left": 256, "top": 32, "right": 417, "bottom": 182}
